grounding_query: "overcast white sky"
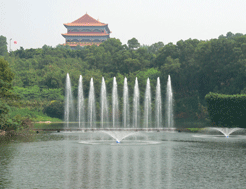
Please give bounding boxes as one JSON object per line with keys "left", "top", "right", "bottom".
{"left": 1, "top": 0, "right": 246, "bottom": 51}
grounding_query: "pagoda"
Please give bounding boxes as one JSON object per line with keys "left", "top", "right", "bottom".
{"left": 62, "top": 13, "right": 110, "bottom": 48}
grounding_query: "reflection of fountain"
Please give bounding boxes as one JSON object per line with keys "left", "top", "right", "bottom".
{"left": 208, "top": 127, "right": 242, "bottom": 137}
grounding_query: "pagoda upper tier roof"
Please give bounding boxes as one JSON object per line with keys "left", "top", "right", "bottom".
{"left": 62, "top": 33, "right": 109, "bottom": 37}
{"left": 64, "top": 13, "right": 107, "bottom": 26}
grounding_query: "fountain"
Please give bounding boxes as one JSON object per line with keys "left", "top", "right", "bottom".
{"left": 133, "top": 78, "right": 140, "bottom": 128}
{"left": 123, "top": 77, "right": 130, "bottom": 128}
{"left": 100, "top": 77, "right": 109, "bottom": 128}
{"left": 64, "top": 75, "right": 177, "bottom": 142}
{"left": 64, "top": 73, "right": 75, "bottom": 128}
{"left": 155, "top": 77, "right": 162, "bottom": 128}
{"left": 78, "top": 75, "right": 85, "bottom": 128}
{"left": 101, "top": 131, "right": 140, "bottom": 143}
{"left": 88, "top": 78, "right": 96, "bottom": 128}
{"left": 112, "top": 77, "right": 119, "bottom": 128}
{"left": 207, "top": 127, "right": 242, "bottom": 137}
{"left": 166, "top": 75, "right": 174, "bottom": 129}
{"left": 144, "top": 78, "right": 152, "bottom": 128}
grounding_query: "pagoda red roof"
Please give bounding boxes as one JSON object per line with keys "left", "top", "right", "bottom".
{"left": 62, "top": 33, "right": 109, "bottom": 37}
{"left": 64, "top": 13, "right": 107, "bottom": 26}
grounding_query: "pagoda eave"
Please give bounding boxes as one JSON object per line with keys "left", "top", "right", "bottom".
{"left": 61, "top": 33, "right": 109, "bottom": 37}
{"left": 62, "top": 42, "right": 102, "bottom": 47}
{"left": 64, "top": 23, "right": 107, "bottom": 27}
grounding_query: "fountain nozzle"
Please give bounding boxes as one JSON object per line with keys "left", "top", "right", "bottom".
{"left": 116, "top": 140, "right": 120, "bottom": 143}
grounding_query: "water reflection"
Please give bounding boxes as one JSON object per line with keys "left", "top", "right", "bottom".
{"left": 1, "top": 132, "right": 246, "bottom": 188}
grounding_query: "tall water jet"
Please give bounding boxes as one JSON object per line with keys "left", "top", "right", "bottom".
{"left": 123, "top": 77, "right": 130, "bottom": 128}
{"left": 144, "top": 78, "right": 152, "bottom": 128}
{"left": 133, "top": 78, "right": 140, "bottom": 128}
{"left": 112, "top": 77, "right": 119, "bottom": 128}
{"left": 88, "top": 78, "right": 96, "bottom": 128}
{"left": 78, "top": 75, "right": 85, "bottom": 128}
{"left": 100, "top": 77, "right": 109, "bottom": 128}
{"left": 166, "top": 75, "right": 174, "bottom": 128}
{"left": 155, "top": 77, "right": 162, "bottom": 128}
{"left": 64, "top": 73, "right": 75, "bottom": 128}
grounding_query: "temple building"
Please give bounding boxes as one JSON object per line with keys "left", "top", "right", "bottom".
{"left": 62, "top": 13, "right": 110, "bottom": 48}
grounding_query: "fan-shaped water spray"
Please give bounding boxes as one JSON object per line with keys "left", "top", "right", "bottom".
{"left": 208, "top": 127, "right": 242, "bottom": 137}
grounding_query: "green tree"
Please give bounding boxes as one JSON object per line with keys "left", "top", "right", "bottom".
{"left": 127, "top": 38, "right": 140, "bottom": 49}
{"left": 0, "top": 58, "right": 16, "bottom": 128}
{"left": 0, "top": 36, "right": 8, "bottom": 56}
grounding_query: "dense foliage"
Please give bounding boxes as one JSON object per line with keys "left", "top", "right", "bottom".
{"left": 0, "top": 57, "right": 21, "bottom": 129}
{"left": 1, "top": 32, "right": 246, "bottom": 126}
{"left": 205, "top": 92, "right": 246, "bottom": 128}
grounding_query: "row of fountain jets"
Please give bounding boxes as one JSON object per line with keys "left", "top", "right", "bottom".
{"left": 64, "top": 74, "right": 174, "bottom": 129}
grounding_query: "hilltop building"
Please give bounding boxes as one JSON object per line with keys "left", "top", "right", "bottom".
{"left": 62, "top": 13, "right": 110, "bottom": 48}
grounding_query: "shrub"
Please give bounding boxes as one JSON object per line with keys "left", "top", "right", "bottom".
{"left": 43, "top": 100, "right": 63, "bottom": 119}
{"left": 205, "top": 92, "right": 246, "bottom": 128}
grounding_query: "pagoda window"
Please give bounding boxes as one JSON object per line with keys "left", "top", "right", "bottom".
{"left": 81, "top": 39, "right": 91, "bottom": 42}
{"left": 72, "top": 29, "right": 79, "bottom": 32}
{"left": 71, "top": 39, "right": 79, "bottom": 42}
{"left": 93, "top": 29, "right": 101, "bottom": 32}
{"left": 93, "top": 39, "right": 100, "bottom": 42}
{"left": 82, "top": 29, "right": 91, "bottom": 32}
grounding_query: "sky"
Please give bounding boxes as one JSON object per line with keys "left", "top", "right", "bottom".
{"left": 1, "top": 0, "right": 246, "bottom": 51}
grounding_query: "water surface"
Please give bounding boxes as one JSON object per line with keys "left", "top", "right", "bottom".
{"left": 0, "top": 131, "right": 246, "bottom": 188}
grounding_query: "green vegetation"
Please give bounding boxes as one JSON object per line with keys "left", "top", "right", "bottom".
{"left": 1, "top": 32, "right": 246, "bottom": 128}
{"left": 187, "top": 128, "right": 204, "bottom": 132}
{"left": 205, "top": 92, "right": 246, "bottom": 128}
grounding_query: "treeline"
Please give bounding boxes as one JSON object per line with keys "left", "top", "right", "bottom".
{"left": 1, "top": 31, "right": 246, "bottom": 123}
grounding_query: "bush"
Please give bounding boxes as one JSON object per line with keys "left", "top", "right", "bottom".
{"left": 43, "top": 100, "right": 63, "bottom": 119}
{"left": 205, "top": 92, "right": 246, "bottom": 127}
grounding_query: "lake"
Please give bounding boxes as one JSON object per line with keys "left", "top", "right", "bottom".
{"left": 0, "top": 130, "right": 246, "bottom": 188}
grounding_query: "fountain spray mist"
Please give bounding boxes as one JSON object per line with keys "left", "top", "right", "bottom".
{"left": 64, "top": 73, "right": 75, "bottom": 128}
{"left": 88, "top": 78, "right": 96, "bottom": 128}
{"left": 78, "top": 75, "right": 85, "bottom": 128}
{"left": 166, "top": 75, "right": 174, "bottom": 128}
{"left": 133, "top": 78, "right": 140, "bottom": 128}
{"left": 112, "top": 77, "right": 119, "bottom": 128}
{"left": 123, "top": 77, "right": 130, "bottom": 128}
{"left": 155, "top": 77, "right": 162, "bottom": 128}
{"left": 101, "top": 77, "right": 109, "bottom": 128}
{"left": 144, "top": 78, "right": 152, "bottom": 128}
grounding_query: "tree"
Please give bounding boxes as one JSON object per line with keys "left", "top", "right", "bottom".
{"left": 127, "top": 38, "right": 140, "bottom": 49}
{"left": 0, "top": 36, "right": 8, "bottom": 56}
{"left": 0, "top": 58, "right": 16, "bottom": 128}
